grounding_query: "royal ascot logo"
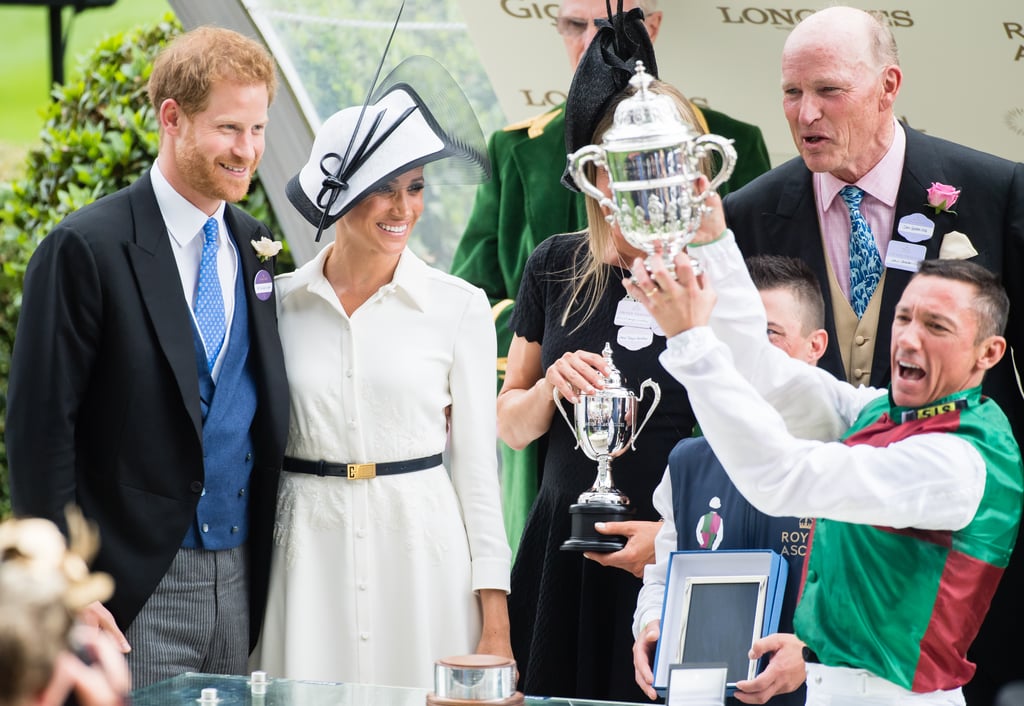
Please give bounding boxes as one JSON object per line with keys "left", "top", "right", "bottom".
{"left": 778, "top": 522, "right": 811, "bottom": 557}
{"left": 781, "top": 522, "right": 812, "bottom": 557}
{"left": 716, "top": 6, "right": 914, "bottom": 29}
{"left": 1007, "top": 107, "right": 1024, "bottom": 137}
{"left": 499, "top": 0, "right": 559, "bottom": 22}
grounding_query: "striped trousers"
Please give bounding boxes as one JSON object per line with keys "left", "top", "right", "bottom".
{"left": 126, "top": 545, "right": 249, "bottom": 688}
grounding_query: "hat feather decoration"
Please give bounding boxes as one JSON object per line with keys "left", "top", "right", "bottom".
{"left": 287, "top": 1, "right": 490, "bottom": 241}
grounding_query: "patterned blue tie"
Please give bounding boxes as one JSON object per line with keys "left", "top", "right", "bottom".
{"left": 195, "top": 217, "right": 226, "bottom": 371}
{"left": 840, "top": 185, "right": 883, "bottom": 318}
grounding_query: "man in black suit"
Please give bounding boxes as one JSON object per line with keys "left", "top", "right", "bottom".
{"left": 5, "top": 27, "right": 289, "bottom": 688}
{"left": 723, "top": 7, "right": 1024, "bottom": 704}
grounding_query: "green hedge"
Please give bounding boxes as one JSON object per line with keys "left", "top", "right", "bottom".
{"left": 0, "top": 15, "right": 285, "bottom": 518}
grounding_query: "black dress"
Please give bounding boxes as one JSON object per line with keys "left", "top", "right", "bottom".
{"left": 509, "top": 232, "right": 696, "bottom": 702}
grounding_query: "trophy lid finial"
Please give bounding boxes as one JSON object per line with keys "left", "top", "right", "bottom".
{"left": 601, "top": 343, "right": 623, "bottom": 388}
{"left": 629, "top": 61, "right": 653, "bottom": 95}
{"left": 606, "top": 64, "right": 696, "bottom": 149}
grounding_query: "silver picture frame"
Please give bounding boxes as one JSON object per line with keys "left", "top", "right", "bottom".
{"left": 673, "top": 574, "right": 769, "bottom": 685}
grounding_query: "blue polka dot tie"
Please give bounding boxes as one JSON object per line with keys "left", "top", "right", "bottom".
{"left": 840, "top": 185, "right": 883, "bottom": 318}
{"left": 195, "top": 217, "right": 226, "bottom": 372}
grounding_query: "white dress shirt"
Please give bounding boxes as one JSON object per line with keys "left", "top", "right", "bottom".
{"left": 151, "top": 160, "right": 238, "bottom": 379}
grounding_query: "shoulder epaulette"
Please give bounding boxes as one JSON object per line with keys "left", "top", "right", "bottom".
{"left": 689, "top": 103, "right": 710, "bottom": 135}
{"left": 503, "top": 107, "right": 563, "bottom": 139}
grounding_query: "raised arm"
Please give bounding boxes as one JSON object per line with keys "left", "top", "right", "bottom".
{"left": 626, "top": 229, "right": 983, "bottom": 529}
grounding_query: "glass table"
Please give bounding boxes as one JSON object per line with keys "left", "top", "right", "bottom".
{"left": 130, "top": 673, "right": 645, "bottom": 706}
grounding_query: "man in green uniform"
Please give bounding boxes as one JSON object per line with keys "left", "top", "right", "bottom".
{"left": 451, "top": 0, "right": 772, "bottom": 552}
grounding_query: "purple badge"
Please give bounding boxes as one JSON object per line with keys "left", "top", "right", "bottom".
{"left": 253, "top": 269, "right": 273, "bottom": 301}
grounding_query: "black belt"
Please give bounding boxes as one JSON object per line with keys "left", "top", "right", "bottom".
{"left": 282, "top": 454, "right": 443, "bottom": 480}
{"left": 802, "top": 646, "right": 820, "bottom": 664}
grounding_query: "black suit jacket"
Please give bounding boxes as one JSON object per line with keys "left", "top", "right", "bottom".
{"left": 723, "top": 124, "right": 1024, "bottom": 702}
{"left": 5, "top": 171, "right": 289, "bottom": 650}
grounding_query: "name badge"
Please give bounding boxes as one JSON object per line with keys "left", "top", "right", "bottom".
{"left": 614, "top": 298, "right": 656, "bottom": 328}
{"left": 884, "top": 241, "right": 926, "bottom": 273}
{"left": 253, "top": 269, "right": 274, "bottom": 301}
{"left": 618, "top": 326, "right": 654, "bottom": 351}
{"left": 896, "top": 213, "right": 934, "bottom": 243}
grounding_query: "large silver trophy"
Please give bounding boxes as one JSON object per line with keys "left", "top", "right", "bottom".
{"left": 555, "top": 344, "right": 660, "bottom": 552}
{"left": 568, "top": 62, "right": 737, "bottom": 272}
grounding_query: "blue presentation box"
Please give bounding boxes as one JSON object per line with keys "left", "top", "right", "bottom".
{"left": 652, "top": 549, "right": 788, "bottom": 697}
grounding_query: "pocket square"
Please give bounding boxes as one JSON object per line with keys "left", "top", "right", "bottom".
{"left": 938, "top": 231, "right": 978, "bottom": 260}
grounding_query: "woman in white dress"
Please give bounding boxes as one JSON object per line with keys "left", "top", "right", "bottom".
{"left": 251, "top": 57, "right": 512, "bottom": 688}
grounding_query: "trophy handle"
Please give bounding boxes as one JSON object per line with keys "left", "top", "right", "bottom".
{"left": 568, "top": 145, "right": 617, "bottom": 220}
{"left": 694, "top": 135, "right": 738, "bottom": 197}
{"left": 628, "top": 380, "right": 662, "bottom": 451}
{"left": 552, "top": 386, "right": 582, "bottom": 451}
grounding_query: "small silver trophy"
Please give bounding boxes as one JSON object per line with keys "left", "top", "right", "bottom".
{"left": 554, "top": 343, "right": 660, "bottom": 552}
{"left": 568, "top": 61, "right": 737, "bottom": 272}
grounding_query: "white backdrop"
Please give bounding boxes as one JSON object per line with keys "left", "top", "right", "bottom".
{"left": 457, "top": 1, "right": 1024, "bottom": 166}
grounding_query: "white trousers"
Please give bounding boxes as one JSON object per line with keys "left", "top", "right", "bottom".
{"left": 805, "top": 664, "right": 965, "bottom": 706}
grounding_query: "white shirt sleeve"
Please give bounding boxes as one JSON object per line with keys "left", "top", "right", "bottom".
{"left": 449, "top": 287, "right": 512, "bottom": 592}
{"left": 634, "top": 469, "right": 676, "bottom": 636}
{"left": 687, "top": 232, "right": 874, "bottom": 441}
{"left": 657, "top": 235, "right": 986, "bottom": 531}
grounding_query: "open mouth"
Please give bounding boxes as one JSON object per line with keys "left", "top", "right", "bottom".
{"left": 221, "top": 163, "right": 248, "bottom": 175}
{"left": 897, "top": 360, "right": 925, "bottom": 381}
{"left": 379, "top": 223, "right": 407, "bottom": 234}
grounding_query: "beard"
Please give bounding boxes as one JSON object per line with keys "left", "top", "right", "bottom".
{"left": 174, "top": 136, "right": 256, "bottom": 204}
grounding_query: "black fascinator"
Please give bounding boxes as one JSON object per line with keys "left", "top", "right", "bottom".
{"left": 561, "top": 0, "right": 659, "bottom": 191}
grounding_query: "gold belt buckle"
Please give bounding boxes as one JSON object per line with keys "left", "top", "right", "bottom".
{"left": 347, "top": 463, "right": 376, "bottom": 479}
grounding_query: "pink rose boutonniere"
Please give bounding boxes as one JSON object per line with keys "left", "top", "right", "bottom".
{"left": 925, "top": 182, "right": 960, "bottom": 215}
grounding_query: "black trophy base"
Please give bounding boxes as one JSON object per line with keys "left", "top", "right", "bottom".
{"left": 560, "top": 502, "right": 636, "bottom": 553}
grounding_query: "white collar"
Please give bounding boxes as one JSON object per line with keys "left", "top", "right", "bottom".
{"left": 818, "top": 117, "right": 906, "bottom": 210}
{"left": 282, "top": 245, "right": 431, "bottom": 312}
{"left": 151, "top": 160, "right": 227, "bottom": 245}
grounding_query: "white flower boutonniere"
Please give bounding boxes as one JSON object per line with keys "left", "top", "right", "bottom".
{"left": 251, "top": 237, "right": 283, "bottom": 262}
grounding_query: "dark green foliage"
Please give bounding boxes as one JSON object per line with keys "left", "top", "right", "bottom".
{"left": 0, "top": 14, "right": 285, "bottom": 518}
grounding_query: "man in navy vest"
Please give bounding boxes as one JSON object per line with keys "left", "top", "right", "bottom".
{"left": 6, "top": 27, "right": 289, "bottom": 688}
{"left": 633, "top": 255, "right": 828, "bottom": 705}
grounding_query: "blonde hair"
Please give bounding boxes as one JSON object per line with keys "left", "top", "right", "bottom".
{"left": 0, "top": 510, "right": 113, "bottom": 706}
{"left": 561, "top": 80, "right": 706, "bottom": 329}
